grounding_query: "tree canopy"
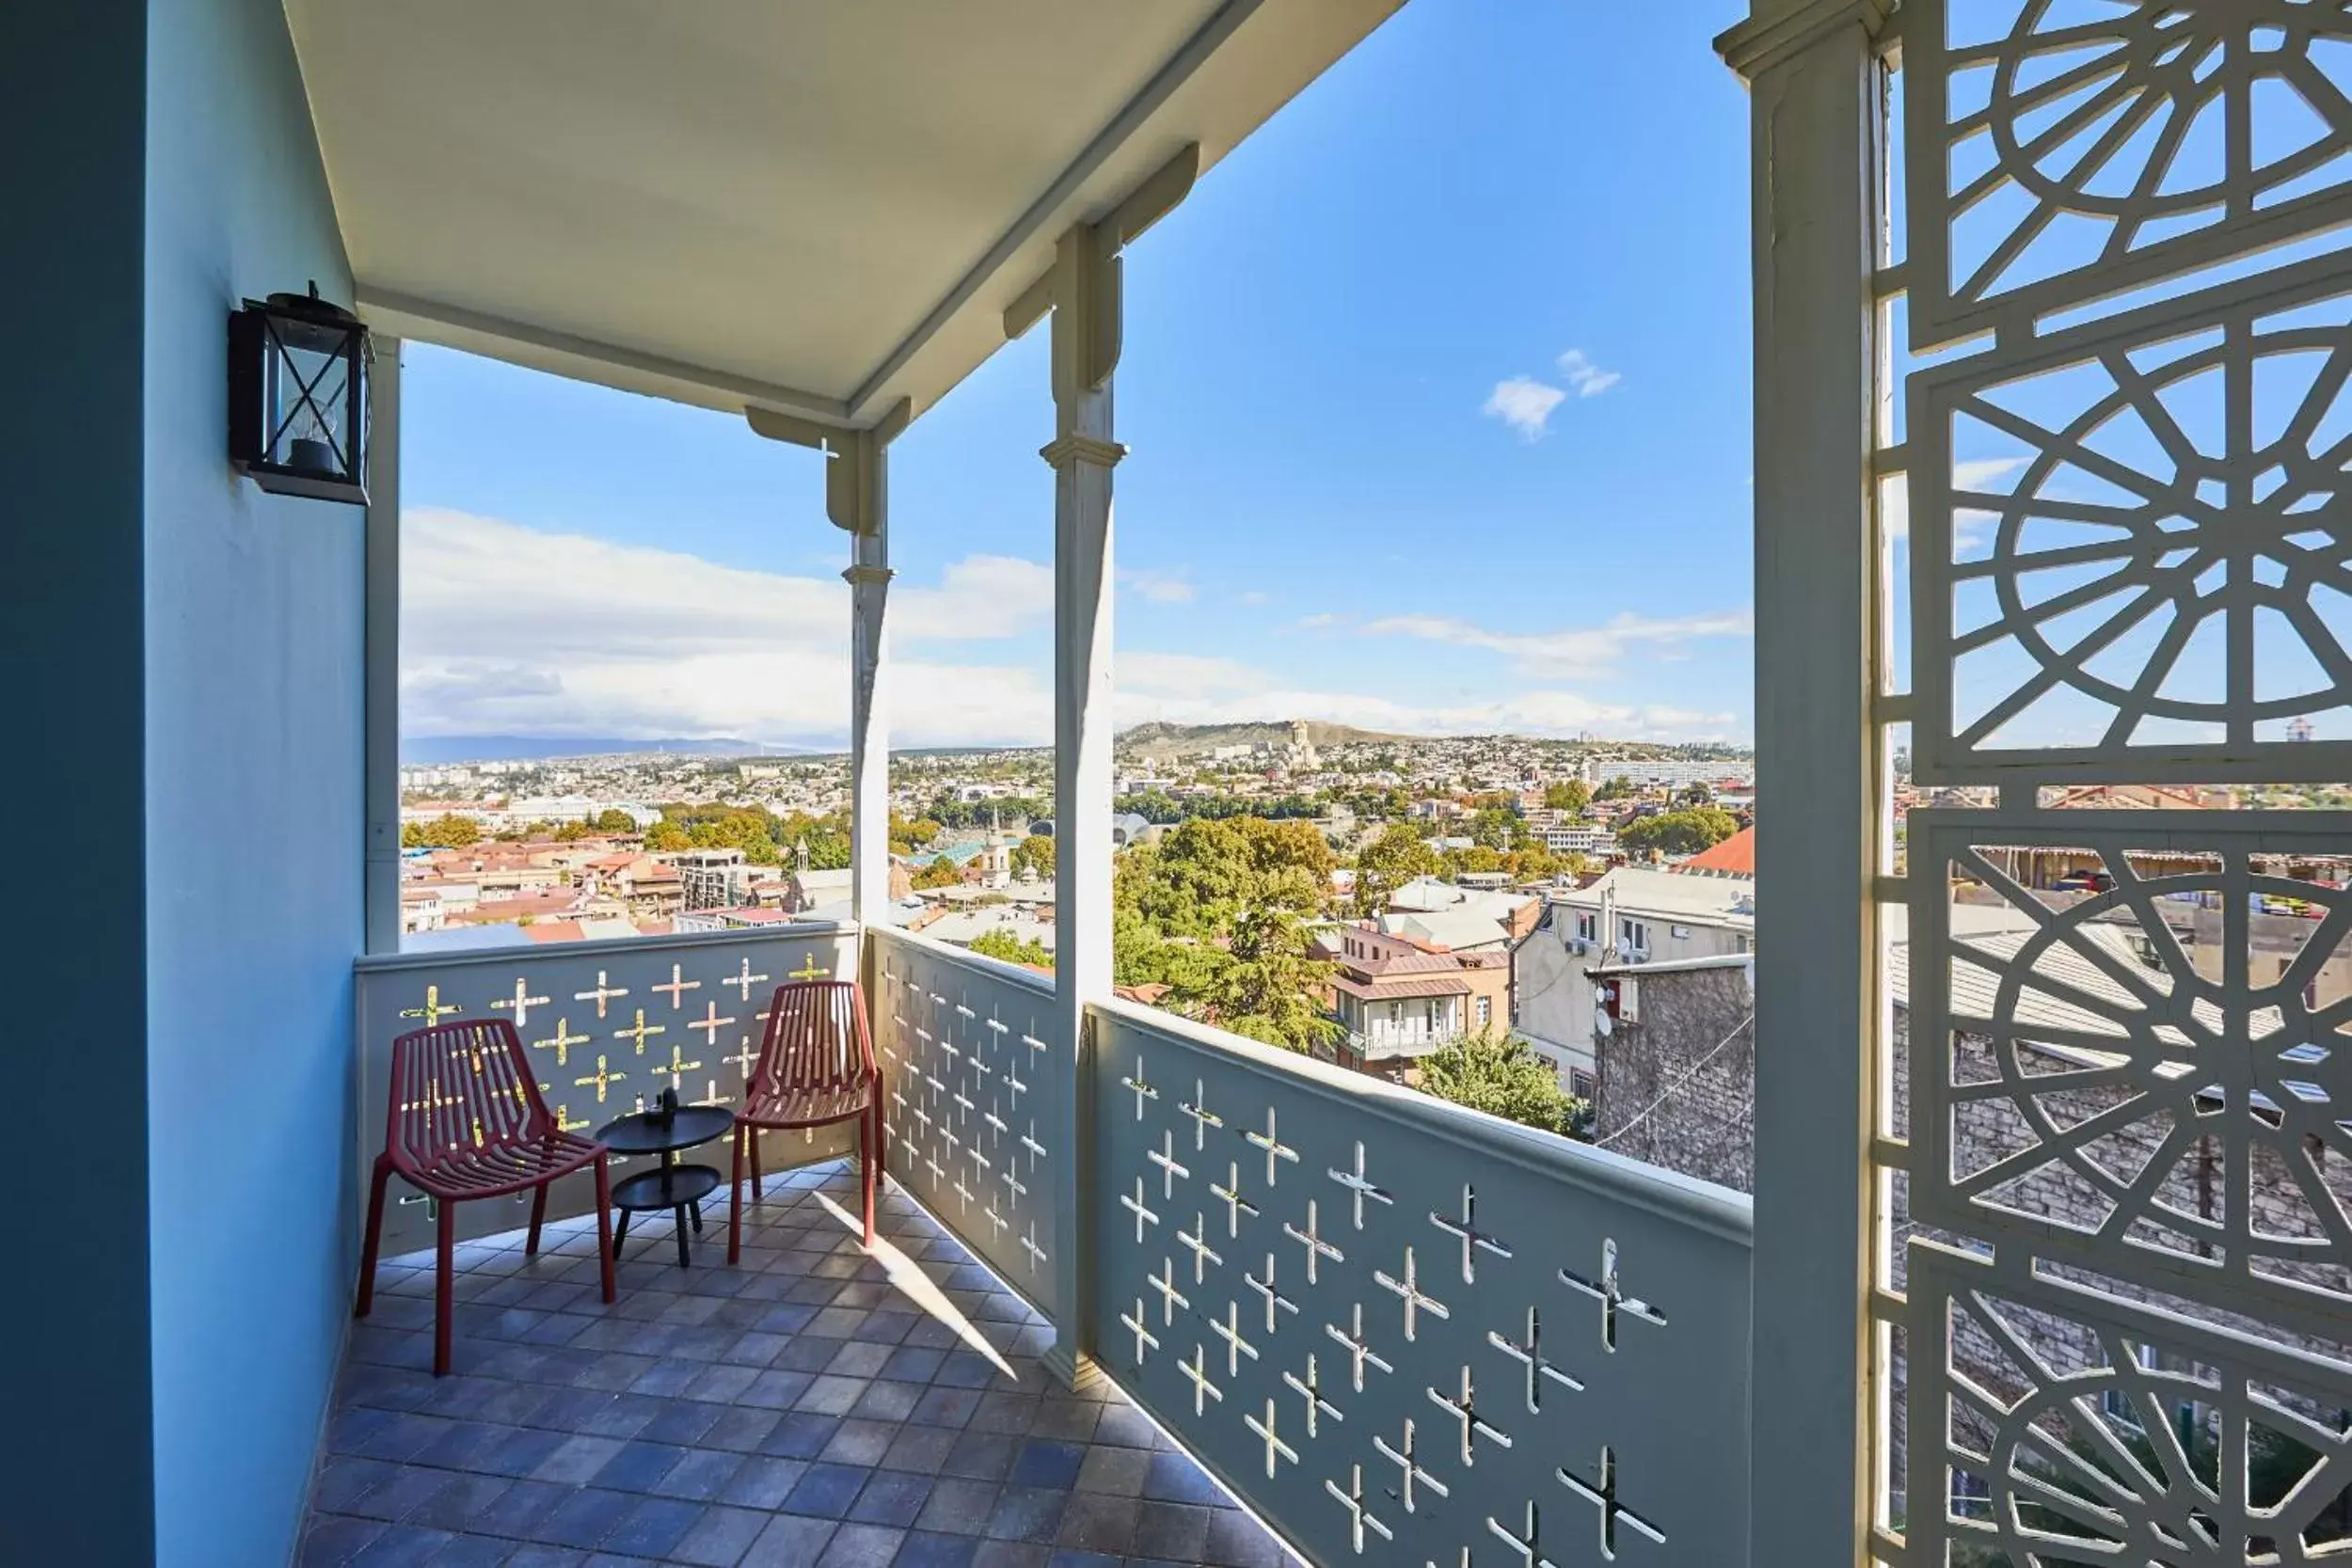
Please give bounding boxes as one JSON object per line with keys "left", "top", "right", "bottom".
{"left": 1616, "top": 806, "right": 1740, "bottom": 858}
{"left": 969, "top": 927, "right": 1054, "bottom": 968}
{"left": 1010, "top": 833, "right": 1056, "bottom": 880}
{"left": 911, "top": 854, "right": 962, "bottom": 890}
{"left": 1543, "top": 779, "right": 1593, "bottom": 814}
{"left": 402, "top": 815, "right": 482, "bottom": 849}
{"left": 1352, "top": 822, "right": 1440, "bottom": 916}
{"left": 1417, "top": 1028, "right": 1589, "bottom": 1139}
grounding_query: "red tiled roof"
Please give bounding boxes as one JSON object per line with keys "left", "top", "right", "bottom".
{"left": 1681, "top": 825, "right": 1756, "bottom": 876}
{"left": 1330, "top": 972, "right": 1471, "bottom": 1002}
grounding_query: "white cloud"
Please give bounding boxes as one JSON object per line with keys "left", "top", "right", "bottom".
{"left": 1120, "top": 567, "right": 1196, "bottom": 604}
{"left": 1111, "top": 655, "right": 1737, "bottom": 741}
{"left": 1483, "top": 376, "right": 1569, "bottom": 439}
{"left": 1883, "top": 455, "right": 2026, "bottom": 543}
{"left": 400, "top": 508, "right": 1051, "bottom": 748}
{"left": 1236, "top": 590, "right": 1271, "bottom": 607}
{"left": 1359, "top": 607, "right": 1753, "bottom": 680}
{"left": 1557, "top": 348, "right": 1622, "bottom": 398}
{"left": 1295, "top": 612, "right": 1342, "bottom": 630}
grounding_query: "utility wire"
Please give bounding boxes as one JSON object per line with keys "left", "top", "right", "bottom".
{"left": 1595, "top": 1010, "right": 1756, "bottom": 1148}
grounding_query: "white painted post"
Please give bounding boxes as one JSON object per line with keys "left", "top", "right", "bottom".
{"left": 1715, "top": 3, "right": 1889, "bottom": 1564}
{"left": 843, "top": 444, "right": 894, "bottom": 927}
{"left": 1042, "top": 218, "right": 1124, "bottom": 1389}
{"left": 364, "top": 336, "right": 404, "bottom": 955}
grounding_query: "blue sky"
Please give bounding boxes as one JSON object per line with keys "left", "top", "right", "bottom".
{"left": 399, "top": 1, "right": 1758, "bottom": 752}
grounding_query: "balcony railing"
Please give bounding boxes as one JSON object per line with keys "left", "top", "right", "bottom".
{"left": 353, "top": 923, "right": 860, "bottom": 1257}
{"left": 868, "top": 928, "right": 1757, "bottom": 1566}
{"left": 356, "top": 925, "right": 1756, "bottom": 1560}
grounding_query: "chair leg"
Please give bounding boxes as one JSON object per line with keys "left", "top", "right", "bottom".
{"left": 594, "top": 1155, "right": 617, "bottom": 1304}
{"left": 434, "top": 1198, "right": 456, "bottom": 1377}
{"left": 356, "top": 1157, "right": 392, "bottom": 1318}
{"left": 860, "top": 1108, "right": 877, "bottom": 1249}
{"left": 526, "top": 1180, "right": 548, "bottom": 1257}
{"left": 728, "top": 1124, "right": 746, "bottom": 1266}
{"left": 751, "top": 1130, "right": 764, "bottom": 1201}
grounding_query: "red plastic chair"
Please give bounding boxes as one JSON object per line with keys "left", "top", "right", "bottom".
{"left": 356, "top": 1018, "right": 616, "bottom": 1374}
{"left": 729, "top": 980, "right": 885, "bottom": 1262}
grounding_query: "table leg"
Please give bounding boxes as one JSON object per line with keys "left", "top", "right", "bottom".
{"left": 689, "top": 1199, "right": 704, "bottom": 1235}
{"left": 612, "top": 1208, "right": 631, "bottom": 1260}
{"left": 675, "top": 1206, "right": 691, "bottom": 1268}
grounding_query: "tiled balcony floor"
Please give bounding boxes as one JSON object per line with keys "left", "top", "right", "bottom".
{"left": 303, "top": 1161, "right": 1288, "bottom": 1568}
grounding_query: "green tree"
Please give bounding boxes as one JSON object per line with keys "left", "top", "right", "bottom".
{"left": 1467, "top": 805, "right": 1521, "bottom": 851}
{"left": 554, "top": 820, "right": 594, "bottom": 842}
{"left": 1617, "top": 806, "right": 1740, "bottom": 858}
{"left": 1353, "top": 822, "right": 1441, "bottom": 916}
{"left": 644, "top": 818, "right": 691, "bottom": 852}
{"left": 969, "top": 927, "right": 1055, "bottom": 968}
{"left": 1677, "top": 781, "right": 1716, "bottom": 807}
{"left": 1594, "top": 774, "right": 1636, "bottom": 800}
{"left": 1010, "top": 832, "right": 1056, "bottom": 880}
{"left": 1543, "top": 779, "right": 1593, "bottom": 814}
{"left": 912, "top": 854, "right": 962, "bottom": 890}
{"left": 1167, "top": 908, "right": 1340, "bottom": 1053}
{"left": 401, "top": 814, "right": 483, "bottom": 849}
{"left": 1418, "top": 1028, "right": 1589, "bottom": 1139}
{"left": 593, "top": 808, "right": 638, "bottom": 833}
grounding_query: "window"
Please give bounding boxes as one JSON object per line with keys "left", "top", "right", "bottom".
{"left": 1569, "top": 1068, "right": 1595, "bottom": 1101}
{"left": 1949, "top": 1469, "right": 1992, "bottom": 1521}
{"left": 1621, "top": 917, "right": 1648, "bottom": 952}
{"left": 1576, "top": 911, "right": 1597, "bottom": 942}
{"left": 1475, "top": 996, "right": 1492, "bottom": 1026}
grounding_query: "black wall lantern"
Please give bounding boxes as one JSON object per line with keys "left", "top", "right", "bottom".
{"left": 229, "top": 281, "right": 371, "bottom": 503}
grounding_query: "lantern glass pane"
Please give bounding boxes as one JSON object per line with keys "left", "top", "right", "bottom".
{"left": 269, "top": 323, "right": 353, "bottom": 478}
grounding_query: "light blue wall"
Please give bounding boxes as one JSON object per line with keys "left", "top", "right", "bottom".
{"left": 0, "top": 4, "right": 157, "bottom": 1562}
{"left": 143, "top": 0, "right": 363, "bottom": 1563}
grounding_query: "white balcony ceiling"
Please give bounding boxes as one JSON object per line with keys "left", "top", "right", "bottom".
{"left": 285, "top": 0, "right": 1402, "bottom": 427}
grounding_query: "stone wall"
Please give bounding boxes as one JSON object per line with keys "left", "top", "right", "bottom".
{"left": 1591, "top": 964, "right": 1756, "bottom": 1191}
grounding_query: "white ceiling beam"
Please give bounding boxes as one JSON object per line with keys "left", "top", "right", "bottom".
{"left": 355, "top": 286, "right": 855, "bottom": 425}
{"left": 846, "top": 0, "right": 1261, "bottom": 420}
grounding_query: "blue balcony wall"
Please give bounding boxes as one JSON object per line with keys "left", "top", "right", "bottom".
{"left": 143, "top": 0, "right": 362, "bottom": 1562}
{"left": 0, "top": 3, "right": 157, "bottom": 1562}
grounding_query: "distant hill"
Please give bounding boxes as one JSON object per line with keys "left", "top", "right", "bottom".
{"left": 1115, "top": 721, "right": 1406, "bottom": 758}
{"left": 401, "top": 736, "right": 825, "bottom": 765}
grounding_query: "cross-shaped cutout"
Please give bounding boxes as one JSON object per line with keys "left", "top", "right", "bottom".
{"left": 1210, "top": 1300, "right": 1260, "bottom": 1375}
{"left": 982, "top": 1201, "right": 1008, "bottom": 1238}
{"left": 1020, "top": 1122, "right": 1047, "bottom": 1164}
{"left": 1328, "top": 1140, "right": 1393, "bottom": 1229}
{"left": 399, "top": 985, "right": 463, "bottom": 1028}
{"left": 1558, "top": 1445, "right": 1665, "bottom": 1557}
{"left": 1560, "top": 1237, "right": 1666, "bottom": 1351}
{"left": 951, "top": 1173, "right": 975, "bottom": 1210}
{"left": 1375, "top": 1245, "right": 1450, "bottom": 1340}
{"left": 492, "top": 976, "right": 549, "bottom": 1029}
{"left": 1020, "top": 1222, "right": 1048, "bottom": 1272}
{"left": 1283, "top": 1199, "right": 1345, "bottom": 1284}
{"left": 1427, "top": 1365, "right": 1513, "bottom": 1466}
{"left": 1120, "top": 1298, "right": 1160, "bottom": 1364}
{"left": 533, "top": 1017, "right": 591, "bottom": 1068}
{"left": 1326, "top": 1465, "right": 1392, "bottom": 1554}
{"left": 1487, "top": 1499, "right": 1559, "bottom": 1568}
{"left": 1148, "top": 1257, "right": 1189, "bottom": 1324}
{"left": 1245, "top": 1107, "right": 1299, "bottom": 1186}
{"left": 1120, "top": 1179, "right": 1161, "bottom": 1244}
{"left": 1179, "top": 1078, "right": 1223, "bottom": 1149}
{"left": 1180, "top": 1342, "right": 1223, "bottom": 1416}
{"left": 1211, "top": 1161, "right": 1260, "bottom": 1237}
{"left": 660, "top": 1042, "right": 703, "bottom": 1091}
{"left": 999, "top": 1157, "right": 1027, "bottom": 1203}
{"left": 787, "top": 956, "right": 830, "bottom": 982}
{"left": 575, "top": 1054, "right": 627, "bottom": 1103}
{"left": 1176, "top": 1212, "right": 1224, "bottom": 1283}
{"left": 614, "top": 1008, "right": 664, "bottom": 1055}
{"left": 652, "top": 964, "right": 699, "bottom": 1007}
{"left": 1005, "top": 1062, "right": 1030, "bottom": 1103}
{"left": 688, "top": 1002, "right": 736, "bottom": 1044}
{"left": 1432, "top": 1183, "right": 1513, "bottom": 1283}
{"left": 574, "top": 971, "right": 627, "bottom": 1019}
{"left": 1327, "top": 1303, "right": 1392, "bottom": 1391}
{"left": 1282, "top": 1354, "right": 1343, "bottom": 1438}
{"left": 1245, "top": 1253, "right": 1299, "bottom": 1334}
{"left": 1244, "top": 1398, "right": 1298, "bottom": 1478}
{"left": 1121, "top": 1057, "right": 1160, "bottom": 1120}
{"left": 723, "top": 958, "right": 769, "bottom": 1001}
{"left": 1490, "top": 1306, "right": 1583, "bottom": 1413}
{"left": 1374, "top": 1418, "right": 1450, "bottom": 1513}
{"left": 726, "top": 1036, "right": 759, "bottom": 1082}
{"left": 1148, "top": 1129, "right": 1191, "bottom": 1198}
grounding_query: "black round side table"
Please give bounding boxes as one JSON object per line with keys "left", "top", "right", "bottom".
{"left": 595, "top": 1103, "right": 735, "bottom": 1267}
